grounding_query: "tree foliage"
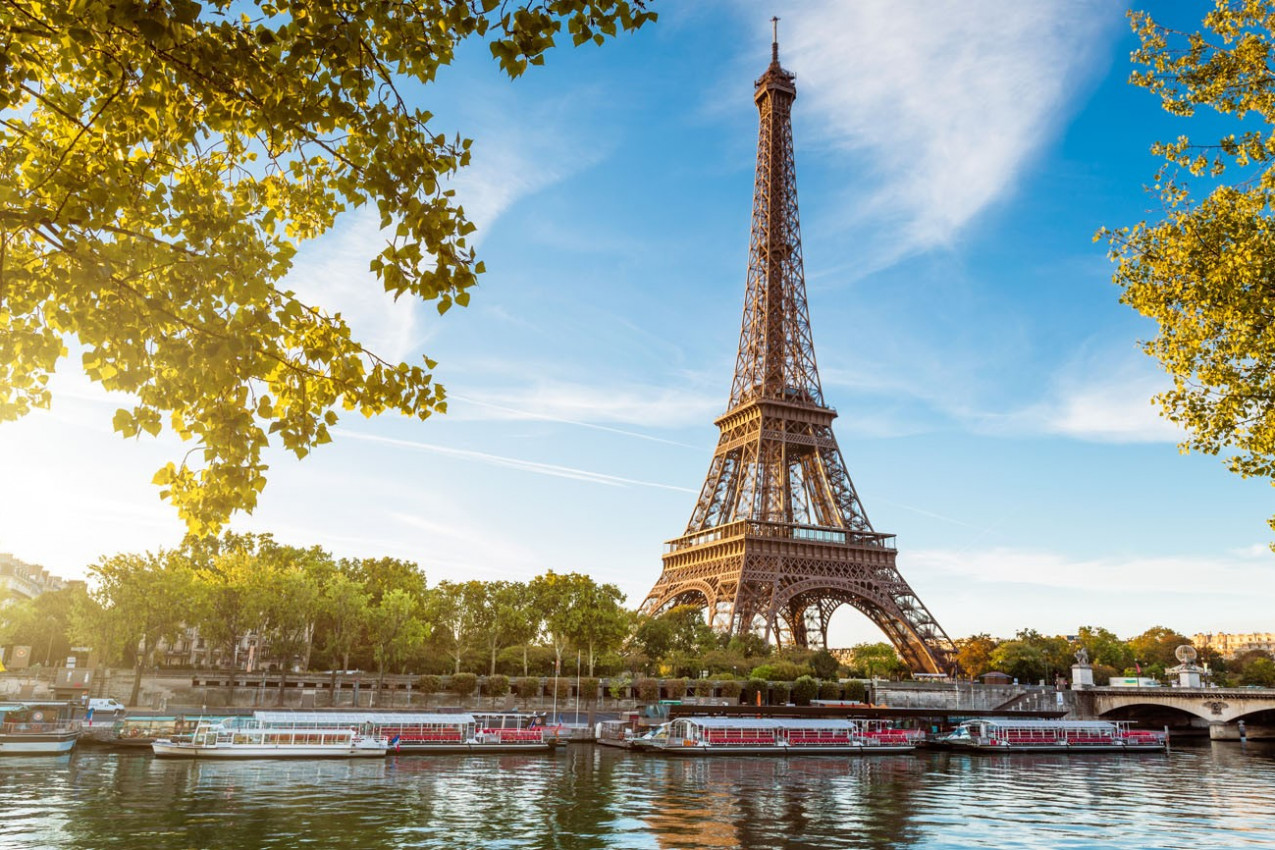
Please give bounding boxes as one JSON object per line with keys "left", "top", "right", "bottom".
{"left": 0, "top": 0, "right": 654, "bottom": 533}
{"left": 1103, "top": 3, "right": 1275, "bottom": 536}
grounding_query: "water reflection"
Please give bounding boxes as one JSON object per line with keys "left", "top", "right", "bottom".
{"left": 2, "top": 743, "right": 1273, "bottom": 849}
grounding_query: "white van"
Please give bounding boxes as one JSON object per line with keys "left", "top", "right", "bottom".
{"left": 87, "top": 698, "right": 126, "bottom": 714}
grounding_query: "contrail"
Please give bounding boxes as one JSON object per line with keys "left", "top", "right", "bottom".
{"left": 335, "top": 428, "right": 697, "bottom": 493}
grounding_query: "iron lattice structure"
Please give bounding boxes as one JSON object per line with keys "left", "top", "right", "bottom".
{"left": 640, "top": 32, "right": 957, "bottom": 674}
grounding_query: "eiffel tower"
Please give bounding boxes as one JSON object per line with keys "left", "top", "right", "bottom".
{"left": 640, "top": 23, "right": 957, "bottom": 674}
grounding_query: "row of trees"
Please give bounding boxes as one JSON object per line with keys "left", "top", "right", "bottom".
{"left": 4, "top": 539, "right": 1272, "bottom": 698}
{"left": 955, "top": 627, "right": 1275, "bottom": 689}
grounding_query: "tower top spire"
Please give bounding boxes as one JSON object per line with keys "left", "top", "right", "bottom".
{"left": 771, "top": 16, "right": 779, "bottom": 64}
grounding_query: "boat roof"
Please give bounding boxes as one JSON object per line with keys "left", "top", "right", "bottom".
{"left": 962, "top": 718, "right": 1118, "bottom": 729}
{"left": 254, "top": 711, "right": 476, "bottom": 725}
{"left": 674, "top": 716, "right": 858, "bottom": 730}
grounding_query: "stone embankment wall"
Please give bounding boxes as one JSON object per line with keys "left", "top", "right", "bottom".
{"left": 872, "top": 682, "right": 1078, "bottom": 715}
{"left": 3, "top": 670, "right": 1073, "bottom": 715}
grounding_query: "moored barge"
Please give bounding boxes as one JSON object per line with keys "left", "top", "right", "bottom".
{"left": 0, "top": 702, "right": 79, "bottom": 756}
{"left": 942, "top": 718, "right": 1167, "bottom": 753}
{"left": 634, "top": 716, "right": 921, "bottom": 755}
{"left": 253, "top": 711, "right": 560, "bottom": 753}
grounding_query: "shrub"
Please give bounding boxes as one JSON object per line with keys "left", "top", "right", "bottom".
{"left": 742, "top": 677, "right": 767, "bottom": 705}
{"left": 449, "top": 672, "right": 477, "bottom": 697}
{"left": 693, "top": 678, "right": 714, "bottom": 697}
{"left": 635, "top": 677, "right": 660, "bottom": 701}
{"left": 770, "top": 681, "right": 792, "bottom": 705}
{"left": 663, "top": 678, "right": 689, "bottom": 700}
{"left": 516, "top": 677, "right": 542, "bottom": 698}
{"left": 609, "top": 676, "right": 633, "bottom": 700}
{"left": 484, "top": 674, "right": 510, "bottom": 697}
{"left": 717, "top": 680, "right": 743, "bottom": 699}
{"left": 818, "top": 681, "right": 842, "bottom": 701}
{"left": 578, "top": 677, "right": 600, "bottom": 702}
{"left": 843, "top": 680, "right": 868, "bottom": 703}
{"left": 549, "top": 677, "right": 571, "bottom": 699}
{"left": 791, "top": 675, "right": 818, "bottom": 706}
{"left": 415, "top": 675, "right": 442, "bottom": 696}
{"left": 749, "top": 661, "right": 810, "bottom": 681}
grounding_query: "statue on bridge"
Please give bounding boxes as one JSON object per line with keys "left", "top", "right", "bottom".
{"left": 1074, "top": 646, "right": 1090, "bottom": 666}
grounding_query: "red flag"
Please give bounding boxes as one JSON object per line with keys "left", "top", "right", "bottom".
{"left": 1135, "top": 660, "right": 1142, "bottom": 675}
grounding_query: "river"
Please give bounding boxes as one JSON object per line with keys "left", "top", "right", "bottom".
{"left": 2, "top": 742, "right": 1273, "bottom": 848}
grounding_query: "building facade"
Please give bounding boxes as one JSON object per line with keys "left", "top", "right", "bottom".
{"left": 1193, "top": 632, "right": 1275, "bottom": 659}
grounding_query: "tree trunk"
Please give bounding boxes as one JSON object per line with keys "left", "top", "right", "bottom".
{"left": 522, "top": 645, "right": 529, "bottom": 677}
{"left": 129, "top": 663, "right": 143, "bottom": 707}
{"left": 490, "top": 644, "right": 498, "bottom": 676}
{"left": 277, "top": 655, "right": 289, "bottom": 706}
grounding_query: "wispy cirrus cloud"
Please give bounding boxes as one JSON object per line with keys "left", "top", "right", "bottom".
{"left": 749, "top": 1, "right": 1121, "bottom": 269}
{"left": 335, "top": 428, "right": 696, "bottom": 493}
{"left": 450, "top": 380, "right": 720, "bottom": 432}
{"left": 283, "top": 83, "right": 612, "bottom": 363}
{"left": 912, "top": 545, "right": 1273, "bottom": 598}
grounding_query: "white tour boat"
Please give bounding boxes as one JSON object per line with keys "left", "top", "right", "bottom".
{"left": 0, "top": 702, "right": 79, "bottom": 756}
{"left": 151, "top": 718, "right": 388, "bottom": 759}
{"left": 253, "top": 711, "right": 559, "bottom": 753}
{"left": 942, "top": 718, "right": 1167, "bottom": 753}
{"left": 635, "top": 716, "right": 919, "bottom": 755}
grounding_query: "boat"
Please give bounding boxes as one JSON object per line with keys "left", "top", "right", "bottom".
{"left": 634, "top": 716, "right": 919, "bottom": 755}
{"left": 252, "top": 711, "right": 560, "bottom": 753}
{"left": 86, "top": 714, "right": 234, "bottom": 748}
{"left": 0, "top": 702, "right": 80, "bottom": 755}
{"left": 941, "top": 718, "right": 1168, "bottom": 753}
{"left": 151, "top": 718, "right": 388, "bottom": 759}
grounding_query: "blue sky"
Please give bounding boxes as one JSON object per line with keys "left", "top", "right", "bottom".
{"left": 2, "top": 1, "right": 1272, "bottom": 645}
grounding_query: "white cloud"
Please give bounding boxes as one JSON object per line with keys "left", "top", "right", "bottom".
{"left": 912, "top": 545, "right": 1273, "bottom": 597}
{"left": 755, "top": 1, "right": 1120, "bottom": 267}
{"left": 983, "top": 353, "right": 1185, "bottom": 444}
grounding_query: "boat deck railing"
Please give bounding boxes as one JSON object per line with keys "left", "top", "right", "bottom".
{"left": 2, "top": 721, "right": 76, "bottom": 734}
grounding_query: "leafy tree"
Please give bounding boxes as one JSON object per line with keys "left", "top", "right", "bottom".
{"left": 810, "top": 650, "right": 839, "bottom": 680}
{"left": 0, "top": 0, "right": 655, "bottom": 533}
{"left": 1128, "top": 626, "right": 1191, "bottom": 670}
{"left": 629, "top": 615, "right": 673, "bottom": 668}
{"left": 340, "top": 557, "right": 427, "bottom": 607}
{"left": 990, "top": 639, "right": 1046, "bottom": 684}
{"left": 468, "top": 580, "right": 529, "bottom": 676}
{"left": 485, "top": 674, "right": 510, "bottom": 698}
{"left": 955, "top": 633, "right": 998, "bottom": 679}
{"left": 1103, "top": 5, "right": 1275, "bottom": 535}
{"left": 726, "top": 633, "right": 772, "bottom": 660}
{"left": 1242, "top": 657, "right": 1275, "bottom": 686}
{"left": 849, "top": 642, "right": 908, "bottom": 679}
{"left": 88, "top": 551, "right": 193, "bottom": 705}
{"left": 316, "top": 571, "right": 370, "bottom": 687}
{"left": 369, "top": 588, "right": 427, "bottom": 695}
{"left": 190, "top": 540, "right": 273, "bottom": 670}
{"left": 428, "top": 580, "right": 479, "bottom": 674}
{"left": 257, "top": 546, "right": 324, "bottom": 698}
{"left": 1237, "top": 653, "right": 1275, "bottom": 686}
{"left": 5, "top": 585, "right": 85, "bottom": 667}
{"left": 1077, "top": 626, "right": 1135, "bottom": 672}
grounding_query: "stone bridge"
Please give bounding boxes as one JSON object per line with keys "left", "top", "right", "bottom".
{"left": 1078, "top": 687, "right": 1275, "bottom": 740}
